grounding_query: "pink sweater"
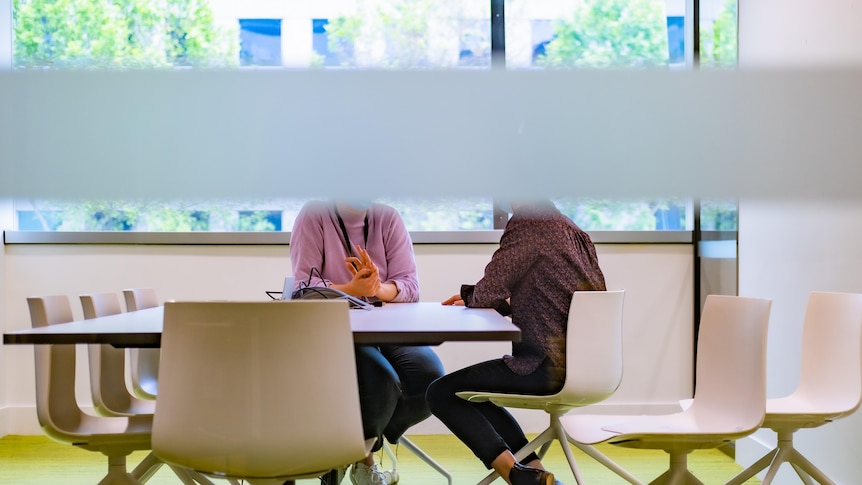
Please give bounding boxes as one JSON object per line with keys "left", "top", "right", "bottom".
{"left": 289, "top": 200, "right": 419, "bottom": 303}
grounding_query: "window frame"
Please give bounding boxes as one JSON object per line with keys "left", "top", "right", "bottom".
{"left": 2, "top": 229, "right": 695, "bottom": 245}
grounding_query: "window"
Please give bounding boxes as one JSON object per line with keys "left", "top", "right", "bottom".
{"left": 5, "top": 0, "right": 737, "bottom": 235}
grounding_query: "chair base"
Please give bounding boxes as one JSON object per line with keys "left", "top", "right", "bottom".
{"left": 98, "top": 455, "right": 147, "bottom": 485}
{"left": 130, "top": 452, "right": 238, "bottom": 485}
{"left": 726, "top": 430, "right": 835, "bottom": 485}
{"left": 384, "top": 436, "right": 453, "bottom": 485}
{"left": 646, "top": 452, "right": 704, "bottom": 485}
{"left": 476, "top": 420, "right": 643, "bottom": 485}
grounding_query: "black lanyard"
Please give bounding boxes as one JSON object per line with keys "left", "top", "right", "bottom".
{"left": 334, "top": 206, "right": 369, "bottom": 259}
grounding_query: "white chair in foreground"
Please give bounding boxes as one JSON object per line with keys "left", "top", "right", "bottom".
{"left": 26, "top": 295, "right": 159, "bottom": 485}
{"left": 122, "top": 288, "right": 160, "bottom": 400}
{"left": 153, "top": 300, "right": 374, "bottom": 485}
{"left": 726, "top": 291, "right": 862, "bottom": 485}
{"left": 81, "top": 292, "right": 157, "bottom": 417}
{"left": 457, "top": 290, "right": 640, "bottom": 485}
{"left": 560, "top": 294, "right": 772, "bottom": 485}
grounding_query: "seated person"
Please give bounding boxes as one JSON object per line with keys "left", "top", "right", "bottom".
{"left": 290, "top": 199, "right": 445, "bottom": 485}
{"left": 427, "top": 199, "right": 606, "bottom": 485}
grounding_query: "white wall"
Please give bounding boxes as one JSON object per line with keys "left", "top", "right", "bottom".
{"left": 0, "top": 200, "right": 11, "bottom": 432}
{"left": 0, "top": 241, "right": 694, "bottom": 436}
{"left": 738, "top": 1, "right": 862, "bottom": 482}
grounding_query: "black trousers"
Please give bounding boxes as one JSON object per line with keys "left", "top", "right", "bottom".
{"left": 355, "top": 344, "right": 444, "bottom": 452}
{"left": 426, "top": 357, "right": 563, "bottom": 469}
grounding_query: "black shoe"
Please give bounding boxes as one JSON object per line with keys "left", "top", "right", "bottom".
{"left": 509, "top": 463, "right": 557, "bottom": 485}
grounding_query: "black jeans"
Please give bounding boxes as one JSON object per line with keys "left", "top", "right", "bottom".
{"left": 355, "top": 344, "right": 444, "bottom": 452}
{"left": 425, "top": 357, "right": 563, "bottom": 469}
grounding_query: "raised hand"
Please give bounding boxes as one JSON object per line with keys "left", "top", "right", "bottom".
{"left": 345, "top": 245, "right": 381, "bottom": 297}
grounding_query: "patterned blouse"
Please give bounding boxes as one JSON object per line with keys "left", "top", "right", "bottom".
{"left": 461, "top": 200, "right": 606, "bottom": 376}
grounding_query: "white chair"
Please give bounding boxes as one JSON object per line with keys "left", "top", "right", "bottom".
{"left": 152, "top": 300, "right": 375, "bottom": 485}
{"left": 726, "top": 291, "right": 862, "bottom": 485}
{"left": 561, "top": 294, "right": 772, "bottom": 485}
{"left": 122, "top": 288, "right": 160, "bottom": 400}
{"left": 80, "top": 292, "right": 157, "bottom": 417}
{"left": 26, "top": 295, "right": 159, "bottom": 485}
{"left": 457, "top": 290, "right": 640, "bottom": 485}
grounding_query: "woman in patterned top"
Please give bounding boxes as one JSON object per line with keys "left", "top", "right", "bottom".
{"left": 427, "top": 199, "right": 606, "bottom": 485}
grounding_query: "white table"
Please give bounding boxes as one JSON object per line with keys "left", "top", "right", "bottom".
{"left": 3, "top": 301, "right": 521, "bottom": 347}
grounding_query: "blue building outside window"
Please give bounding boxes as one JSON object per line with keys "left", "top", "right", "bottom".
{"left": 239, "top": 19, "right": 282, "bottom": 66}
{"left": 667, "top": 16, "right": 685, "bottom": 64}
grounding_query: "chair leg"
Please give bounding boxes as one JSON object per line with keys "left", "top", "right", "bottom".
{"left": 725, "top": 448, "right": 777, "bottom": 485}
{"left": 648, "top": 468, "right": 703, "bottom": 485}
{"left": 513, "top": 426, "right": 557, "bottom": 462}
{"left": 383, "top": 440, "right": 399, "bottom": 469}
{"left": 566, "top": 440, "right": 644, "bottom": 485}
{"left": 166, "top": 465, "right": 203, "bottom": 485}
{"left": 789, "top": 462, "right": 818, "bottom": 485}
{"left": 130, "top": 451, "right": 164, "bottom": 483}
{"left": 537, "top": 439, "right": 553, "bottom": 460}
{"left": 786, "top": 448, "right": 836, "bottom": 485}
{"left": 761, "top": 444, "right": 795, "bottom": 485}
{"left": 552, "top": 423, "right": 584, "bottom": 485}
{"left": 557, "top": 417, "right": 642, "bottom": 485}
{"left": 737, "top": 430, "right": 835, "bottom": 485}
{"left": 398, "top": 436, "right": 454, "bottom": 485}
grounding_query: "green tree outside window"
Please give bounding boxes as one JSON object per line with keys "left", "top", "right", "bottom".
{"left": 13, "top": 0, "right": 238, "bottom": 69}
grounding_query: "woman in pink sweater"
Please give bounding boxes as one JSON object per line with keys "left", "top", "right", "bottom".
{"left": 289, "top": 199, "right": 444, "bottom": 485}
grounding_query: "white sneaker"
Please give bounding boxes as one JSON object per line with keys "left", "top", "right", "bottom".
{"left": 349, "top": 462, "right": 399, "bottom": 485}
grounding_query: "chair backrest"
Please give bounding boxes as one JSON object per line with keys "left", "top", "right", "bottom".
{"left": 561, "top": 290, "right": 626, "bottom": 405}
{"left": 122, "top": 288, "right": 161, "bottom": 398}
{"left": 81, "top": 292, "right": 123, "bottom": 319}
{"left": 122, "top": 288, "right": 159, "bottom": 311}
{"left": 689, "top": 295, "right": 772, "bottom": 434}
{"left": 795, "top": 291, "right": 862, "bottom": 415}
{"left": 80, "top": 292, "right": 134, "bottom": 415}
{"left": 26, "top": 295, "right": 86, "bottom": 437}
{"left": 153, "top": 300, "right": 369, "bottom": 479}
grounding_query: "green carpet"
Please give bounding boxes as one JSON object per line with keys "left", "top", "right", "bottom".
{"left": 0, "top": 434, "right": 760, "bottom": 484}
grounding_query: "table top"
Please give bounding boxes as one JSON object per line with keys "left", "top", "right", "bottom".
{"left": 3, "top": 301, "right": 521, "bottom": 347}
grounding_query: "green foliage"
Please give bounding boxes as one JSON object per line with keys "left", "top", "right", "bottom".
{"left": 12, "top": 0, "right": 238, "bottom": 69}
{"left": 379, "top": 198, "right": 493, "bottom": 231}
{"left": 43, "top": 200, "right": 208, "bottom": 231}
{"left": 708, "top": 0, "right": 738, "bottom": 67}
{"left": 237, "top": 211, "right": 278, "bottom": 232}
{"left": 553, "top": 198, "right": 688, "bottom": 230}
{"left": 22, "top": 198, "right": 313, "bottom": 232}
{"left": 324, "top": 0, "right": 470, "bottom": 68}
{"left": 538, "top": 0, "right": 669, "bottom": 68}
{"left": 700, "top": 199, "right": 738, "bottom": 230}
{"left": 325, "top": 15, "right": 363, "bottom": 67}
